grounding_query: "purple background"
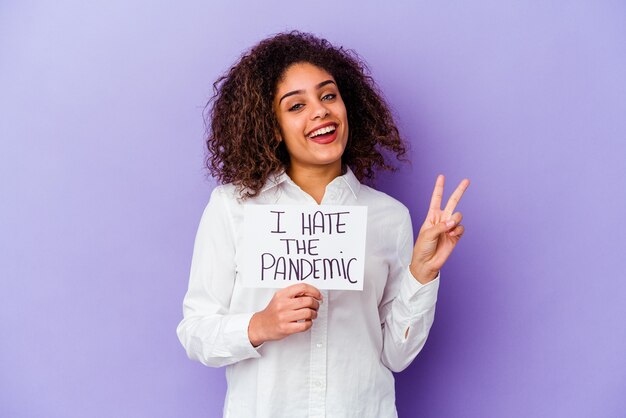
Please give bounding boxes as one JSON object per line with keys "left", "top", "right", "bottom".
{"left": 2, "top": 1, "right": 625, "bottom": 417}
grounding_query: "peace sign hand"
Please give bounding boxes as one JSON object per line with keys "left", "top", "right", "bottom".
{"left": 409, "top": 175, "right": 470, "bottom": 284}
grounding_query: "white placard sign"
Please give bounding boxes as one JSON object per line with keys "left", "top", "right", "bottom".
{"left": 241, "top": 205, "right": 368, "bottom": 290}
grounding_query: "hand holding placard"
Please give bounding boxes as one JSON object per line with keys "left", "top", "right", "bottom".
{"left": 248, "top": 283, "right": 322, "bottom": 347}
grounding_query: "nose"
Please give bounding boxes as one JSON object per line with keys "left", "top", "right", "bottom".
{"left": 310, "top": 99, "right": 329, "bottom": 120}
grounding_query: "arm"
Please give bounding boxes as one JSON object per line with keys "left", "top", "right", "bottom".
{"left": 379, "top": 210, "right": 440, "bottom": 373}
{"left": 176, "top": 186, "right": 261, "bottom": 368}
{"left": 379, "top": 174, "right": 470, "bottom": 372}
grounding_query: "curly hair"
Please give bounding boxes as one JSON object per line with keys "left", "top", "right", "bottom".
{"left": 205, "top": 30, "right": 407, "bottom": 198}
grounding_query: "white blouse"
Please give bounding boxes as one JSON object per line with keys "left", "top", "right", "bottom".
{"left": 176, "top": 168, "right": 440, "bottom": 418}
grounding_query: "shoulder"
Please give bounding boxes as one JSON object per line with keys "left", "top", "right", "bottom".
{"left": 357, "top": 184, "right": 414, "bottom": 251}
{"left": 205, "top": 181, "right": 266, "bottom": 220}
{"left": 358, "top": 183, "right": 411, "bottom": 219}
{"left": 210, "top": 183, "right": 240, "bottom": 202}
{"left": 210, "top": 174, "right": 281, "bottom": 205}
{"left": 208, "top": 182, "right": 260, "bottom": 208}
{"left": 199, "top": 184, "right": 243, "bottom": 225}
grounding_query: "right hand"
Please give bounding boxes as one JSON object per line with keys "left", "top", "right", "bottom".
{"left": 248, "top": 283, "right": 322, "bottom": 347}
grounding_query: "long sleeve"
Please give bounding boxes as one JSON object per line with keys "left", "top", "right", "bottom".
{"left": 176, "top": 186, "right": 261, "bottom": 367}
{"left": 379, "top": 209, "right": 440, "bottom": 373}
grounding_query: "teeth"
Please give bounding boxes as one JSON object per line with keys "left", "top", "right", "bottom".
{"left": 309, "top": 125, "right": 336, "bottom": 138}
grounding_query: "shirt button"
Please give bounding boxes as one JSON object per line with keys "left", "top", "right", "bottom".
{"left": 316, "top": 343, "right": 323, "bottom": 348}
{"left": 314, "top": 380, "right": 323, "bottom": 388}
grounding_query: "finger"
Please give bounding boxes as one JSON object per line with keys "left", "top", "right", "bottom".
{"left": 427, "top": 218, "right": 458, "bottom": 240}
{"left": 443, "top": 178, "right": 470, "bottom": 219}
{"left": 286, "top": 308, "right": 317, "bottom": 322}
{"left": 290, "top": 296, "right": 320, "bottom": 311}
{"left": 447, "top": 224, "right": 465, "bottom": 237}
{"left": 282, "top": 283, "right": 322, "bottom": 301}
{"left": 450, "top": 211, "right": 463, "bottom": 225}
{"left": 428, "top": 174, "right": 445, "bottom": 213}
{"left": 286, "top": 319, "right": 313, "bottom": 334}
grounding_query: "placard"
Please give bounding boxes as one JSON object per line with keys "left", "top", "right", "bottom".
{"left": 240, "top": 205, "right": 367, "bottom": 290}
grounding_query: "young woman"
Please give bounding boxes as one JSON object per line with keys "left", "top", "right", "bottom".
{"left": 177, "top": 31, "right": 469, "bottom": 418}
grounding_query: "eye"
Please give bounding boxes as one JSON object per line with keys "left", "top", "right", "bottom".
{"left": 322, "top": 93, "right": 336, "bottom": 101}
{"left": 288, "top": 103, "right": 304, "bottom": 112}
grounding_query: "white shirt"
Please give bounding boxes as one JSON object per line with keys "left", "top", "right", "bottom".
{"left": 176, "top": 168, "right": 440, "bottom": 418}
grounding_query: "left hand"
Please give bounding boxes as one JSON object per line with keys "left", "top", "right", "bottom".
{"left": 410, "top": 174, "right": 470, "bottom": 284}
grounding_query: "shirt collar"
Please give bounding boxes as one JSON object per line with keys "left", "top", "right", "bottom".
{"left": 261, "top": 166, "right": 361, "bottom": 199}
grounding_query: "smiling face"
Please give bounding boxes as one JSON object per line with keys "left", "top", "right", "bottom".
{"left": 273, "top": 62, "right": 349, "bottom": 177}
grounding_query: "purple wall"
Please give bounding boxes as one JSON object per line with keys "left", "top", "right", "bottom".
{"left": 2, "top": 1, "right": 625, "bottom": 417}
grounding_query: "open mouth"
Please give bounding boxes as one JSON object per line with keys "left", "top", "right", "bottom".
{"left": 308, "top": 124, "right": 337, "bottom": 142}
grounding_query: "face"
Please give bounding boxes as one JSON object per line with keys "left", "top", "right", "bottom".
{"left": 273, "top": 62, "right": 349, "bottom": 176}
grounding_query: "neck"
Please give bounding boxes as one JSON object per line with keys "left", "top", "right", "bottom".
{"left": 287, "top": 161, "right": 342, "bottom": 204}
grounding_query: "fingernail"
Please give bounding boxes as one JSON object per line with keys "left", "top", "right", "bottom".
{"left": 446, "top": 220, "right": 456, "bottom": 227}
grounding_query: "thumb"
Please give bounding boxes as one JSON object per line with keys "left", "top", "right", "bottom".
{"left": 427, "top": 219, "right": 456, "bottom": 240}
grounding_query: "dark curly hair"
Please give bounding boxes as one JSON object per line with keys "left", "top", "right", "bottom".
{"left": 205, "top": 30, "right": 407, "bottom": 198}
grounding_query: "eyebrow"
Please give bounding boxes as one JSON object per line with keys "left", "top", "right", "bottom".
{"left": 278, "top": 80, "right": 336, "bottom": 104}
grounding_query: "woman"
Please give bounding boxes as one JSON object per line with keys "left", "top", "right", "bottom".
{"left": 177, "top": 31, "right": 469, "bottom": 418}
